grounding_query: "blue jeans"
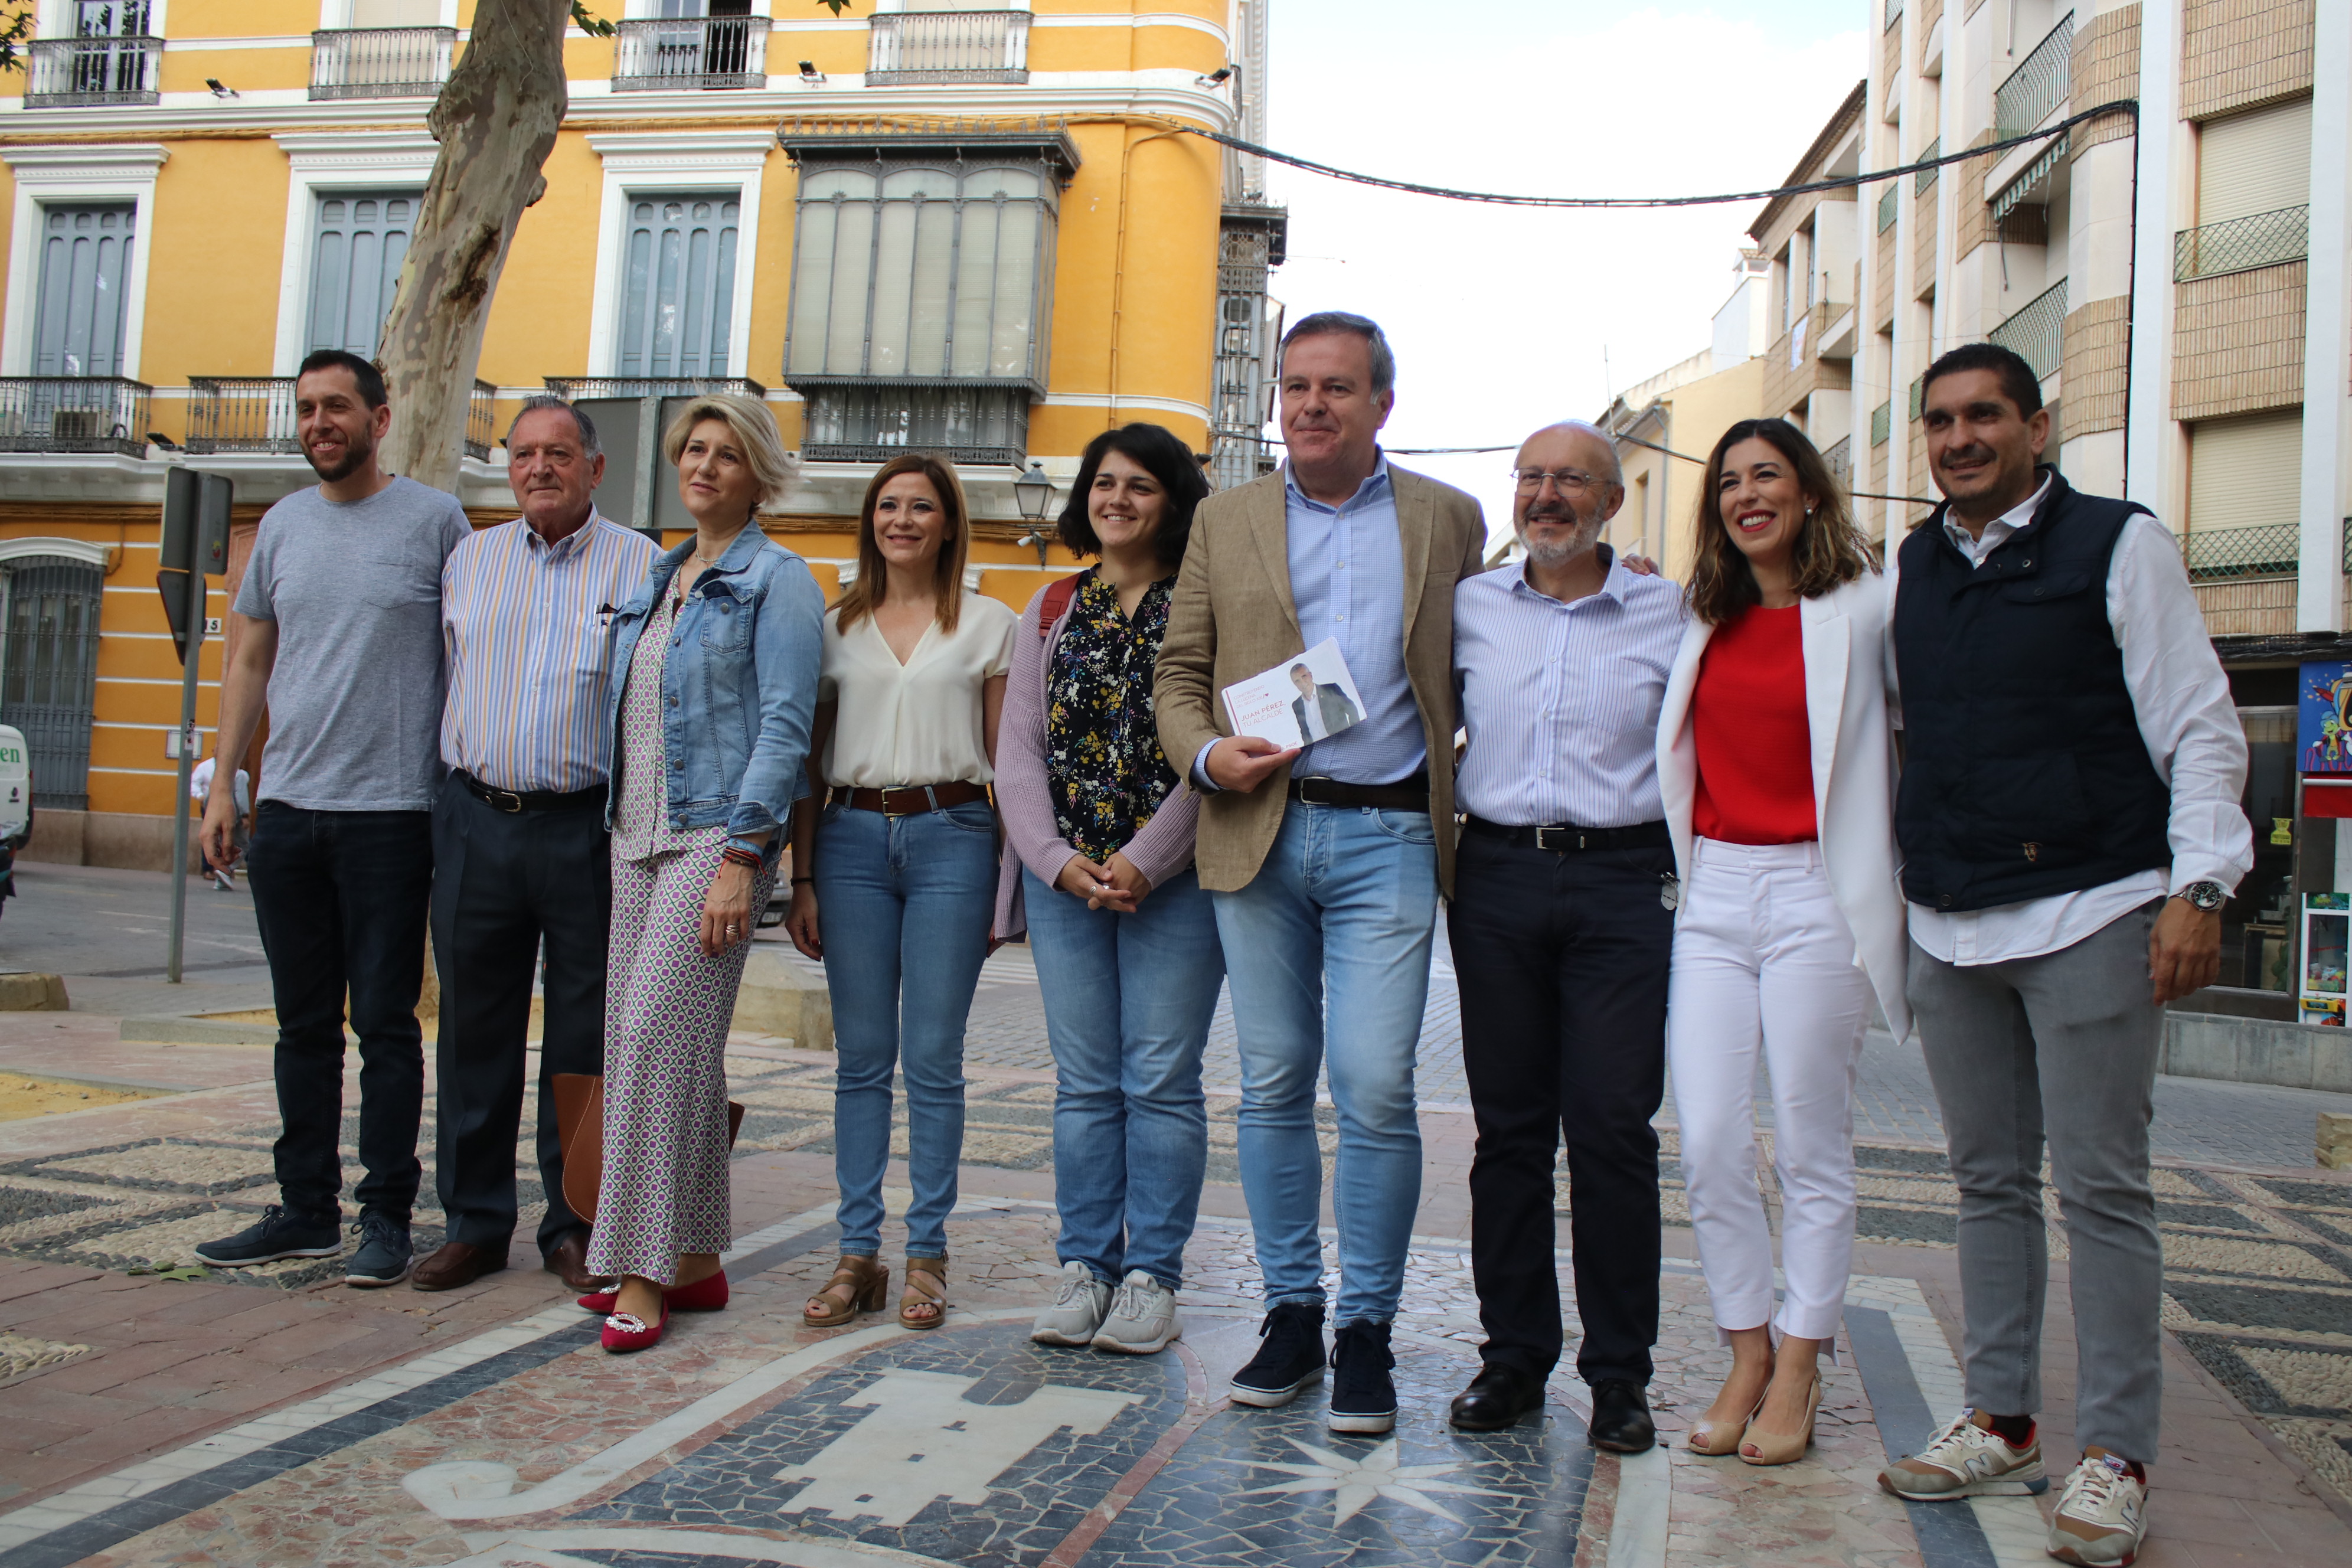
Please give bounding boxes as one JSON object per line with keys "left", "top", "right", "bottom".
{"left": 1023, "top": 865, "right": 1223, "bottom": 1289}
{"left": 816, "top": 798, "right": 997, "bottom": 1258}
{"left": 1212, "top": 803, "right": 1439, "bottom": 1324}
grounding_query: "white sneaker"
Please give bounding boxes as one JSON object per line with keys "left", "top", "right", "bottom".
{"left": 1878, "top": 1409, "right": 2049, "bottom": 1499}
{"left": 1031, "top": 1261, "right": 1111, "bottom": 1346}
{"left": 2048, "top": 1455, "right": 2148, "bottom": 1566}
{"left": 1091, "top": 1270, "right": 1182, "bottom": 1354}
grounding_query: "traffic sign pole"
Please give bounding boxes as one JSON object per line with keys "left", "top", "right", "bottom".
{"left": 161, "top": 471, "right": 232, "bottom": 985}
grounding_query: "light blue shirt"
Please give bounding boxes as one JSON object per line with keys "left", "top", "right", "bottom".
{"left": 1193, "top": 456, "right": 1427, "bottom": 790}
{"left": 1452, "top": 550, "right": 1687, "bottom": 828}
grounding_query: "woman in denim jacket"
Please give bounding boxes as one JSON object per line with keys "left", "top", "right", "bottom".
{"left": 586, "top": 394, "right": 824, "bottom": 1353}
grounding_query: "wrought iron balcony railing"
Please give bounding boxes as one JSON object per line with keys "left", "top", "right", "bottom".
{"left": 24, "top": 35, "right": 161, "bottom": 107}
{"left": 541, "top": 376, "right": 769, "bottom": 401}
{"left": 1915, "top": 138, "right": 1941, "bottom": 194}
{"left": 310, "top": 27, "right": 456, "bottom": 100}
{"left": 2174, "top": 204, "right": 2309, "bottom": 282}
{"left": 612, "top": 15, "right": 766, "bottom": 92}
{"left": 1871, "top": 400, "right": 1892, "bottom": 446}
{"left": 186, "top": 378, "right": 299, "bottom": 453}
{"left": 0, "top": 378, "right": 151, "bottom": 456}
{"left": 2186, "top": 522, "right": 2299, "bottom": 583}
{"left": 186, "top": 377, "right": 495, "bottom": 460}
{"left": 1995, "top": 11, "right": 2073, "bottom": 136}
{"left": 866, "top": 10, "right": 1031, "bottom": 85}
{"left": 1987, "top": 277, "right": 2068, "bottom": 382}
{"left": 1884, "top": 0, "right": 1903, "bottom": 29}
{"left": 1824, "top": 435, "right": 1853, "bottom": 489}
{"left": 1877, "top": 183, "right": 1898, "bottom": 234}
{"left": 799, "top": 382, "right": 1029, "bottom": 468}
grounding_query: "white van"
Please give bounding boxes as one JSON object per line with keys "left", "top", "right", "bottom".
{"left": 0, "top": 724, "right": 31, "bottom": 844}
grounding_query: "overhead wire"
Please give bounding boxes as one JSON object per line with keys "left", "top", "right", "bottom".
{"left": 1176, "top": 99, "right": 2138, "bottom": 211}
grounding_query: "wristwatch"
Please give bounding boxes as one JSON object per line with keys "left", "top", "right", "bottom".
{"left": 2176, "top": 880, "right": 2226, "bottom": 913}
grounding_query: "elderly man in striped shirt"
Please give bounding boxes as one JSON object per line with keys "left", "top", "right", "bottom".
{"left": 416, "top": 397, "right": 656, "bottom": 1293}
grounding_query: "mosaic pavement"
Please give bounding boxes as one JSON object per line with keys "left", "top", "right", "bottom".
{"left": 3, "top": 1040, "right": 2351, "bottom": 1554}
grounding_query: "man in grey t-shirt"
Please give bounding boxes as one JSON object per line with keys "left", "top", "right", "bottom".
{"left": 195, "top": 349, "right": 472, "bottom": 1288}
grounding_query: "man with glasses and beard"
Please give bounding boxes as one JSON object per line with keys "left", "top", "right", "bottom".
{"left": 1444, "top": 420, "right": 1685, "bottom": 1450}
{"left": 195, "top": 349, "right": 474, "bottom": 1288}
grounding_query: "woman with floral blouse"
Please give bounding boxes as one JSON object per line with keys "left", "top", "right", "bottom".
{"left": 994, "top": 422, "right": 1220, "bottom": 1356}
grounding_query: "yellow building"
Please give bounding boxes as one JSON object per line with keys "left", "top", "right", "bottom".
{"left": 0, "top": 0, "right": 1280, "bottom": 867}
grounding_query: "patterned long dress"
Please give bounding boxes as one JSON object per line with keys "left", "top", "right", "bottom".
{"left": 586, "top": 584, "right": 776, "bottom": 1284}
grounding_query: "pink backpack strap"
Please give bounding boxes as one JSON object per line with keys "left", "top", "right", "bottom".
{"left": 1037, "top": 572, "right": 1086, "bottom": 636}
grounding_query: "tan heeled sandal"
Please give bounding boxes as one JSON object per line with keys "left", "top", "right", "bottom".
{"left": 1687, "top": 1394, "right": 1763, "bottom": 1456}
{"left": 899, "top": 1255, "right": 948, "bottom": 1331}
{"left": 803, "top": 1255, "right": 889, "bottom": 1327}
{"left": 1739, "top": 1374, "right": 1822, "bottom": 1466}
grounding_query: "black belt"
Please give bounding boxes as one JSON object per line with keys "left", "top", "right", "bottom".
{"left": 1465, "top": 815, "right": 1669, "bottom": 852}
{"left": 455, "top": 769, "right": 605, "bottom": 814}
{"left": 1286, "top": 773, "right": 1430, "bottom": 812}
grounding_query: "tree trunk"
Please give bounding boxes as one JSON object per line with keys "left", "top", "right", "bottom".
{"left": 375, "top": 0, "right": 570, "bottom": 494}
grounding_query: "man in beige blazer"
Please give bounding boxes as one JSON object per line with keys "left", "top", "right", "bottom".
{"left": 1155, "top": 311, "right": 1485, "bottom": 1436}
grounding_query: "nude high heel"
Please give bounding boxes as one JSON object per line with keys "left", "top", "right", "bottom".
{"left": 1688, "top": 1395, "right": 1763, "bottom": 1456}
{"left": 1738, "top": 1374, "right": 1822, "bottom": 1466}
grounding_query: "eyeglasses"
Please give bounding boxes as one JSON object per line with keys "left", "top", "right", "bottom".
{"left": 1510, "top": 468, "right": 1606, "bottom": 496}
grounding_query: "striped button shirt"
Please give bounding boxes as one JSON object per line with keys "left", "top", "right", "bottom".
{"left": 441, "top": 509, "right": 658, "bottom": 793}
{"left": 1452, "top": 548, "right": 1688, "bottom": 828}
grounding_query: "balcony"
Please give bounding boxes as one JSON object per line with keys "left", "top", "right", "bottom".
{"left": 1914, "top": 137, "right": 1941, "bottom": 194}
{"left": 2186, "top": 522, "right": 2298, "bottom": 583}
{"left": 1995, "top": 11, "right": 2073, "bottom": 136}
{"left": 542, "top": 376, "right": 767, "bottom": 401}
{"left": 24, "top": 36, "right": 161, "bottom": 108}
{"left": 1987, "top": 277, "right": 2068, "bottom": 381}
{"left": 612, "top": 15, "right": 766, "bottom": 93}
{"left": 2175, "top": 205, "right": 2309, "bottom": 283}
{"left": 1884, "top": 0, "right": 1902, "bottom": 28}
{"left": 1871, "top": 400, "right": 1892, "bottom": 446}
{"left": 866, "top": 10, "right": 1031, "bottom": 86}
{"left": 1824, "top": 435, "right": 1853, "bottom": 490}
{"left": 187, "top": 377, "right": 496, "bottom": 461}
{"left": 799, "top": 383, "right": 1029, "bottom": 468}
{"left": 0, "top": 378, "right": 150, "bottom": 457}
{"left": 310, "top": 27, "right": 456, "bottom": 100}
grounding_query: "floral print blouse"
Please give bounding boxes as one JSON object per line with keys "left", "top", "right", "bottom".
{"left": 1044, "top": 570, "right": 1180, "bottom": 863}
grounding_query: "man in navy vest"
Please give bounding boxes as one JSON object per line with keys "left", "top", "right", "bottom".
{"left": 1876, "top": 343, "right": 2250, "bottom": 1568}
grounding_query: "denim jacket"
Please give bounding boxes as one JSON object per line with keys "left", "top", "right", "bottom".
{"left": 605, "top": 524, "right": 825, "bottom": 842}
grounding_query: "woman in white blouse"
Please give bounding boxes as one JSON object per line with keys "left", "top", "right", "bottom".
{"left": 786, "top": 453, "right": 1015, "bottom": 1332}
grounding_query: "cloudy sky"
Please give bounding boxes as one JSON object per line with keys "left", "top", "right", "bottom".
{"left": 1257, "top": 0, "right": 1869, "bottom": 544}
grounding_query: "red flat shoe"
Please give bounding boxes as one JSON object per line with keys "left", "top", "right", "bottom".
{"left": 601, "top": 1300, "right": 670, "bottom": 1353}
{"left": 578, "top": 1271, "right": 729, "bottom": 1316}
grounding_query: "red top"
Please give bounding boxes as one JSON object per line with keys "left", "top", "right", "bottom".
{"left": 1692, "top": 603, "right": 1818, "bottom": 845}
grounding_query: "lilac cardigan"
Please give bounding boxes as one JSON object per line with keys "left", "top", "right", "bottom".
{"left": 991, "top": 576, "right": 1202, "bottom": 940}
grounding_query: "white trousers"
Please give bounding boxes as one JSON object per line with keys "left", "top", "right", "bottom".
{"left": 1667, "top": 838, "right": 1873, "bottom": 1346}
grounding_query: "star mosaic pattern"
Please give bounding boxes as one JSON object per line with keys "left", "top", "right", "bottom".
{"left": 1226, "top": 1433, "right": 1514, "bottom": 1526}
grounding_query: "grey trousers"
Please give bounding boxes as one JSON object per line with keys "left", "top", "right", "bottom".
{"left": 1906, "top": 899, "right": 2165, "bottom": 1462}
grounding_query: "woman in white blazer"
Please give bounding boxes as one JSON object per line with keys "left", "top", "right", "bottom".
{"left": 1656, "top": 418, "right": 1909, "bottom": 1467}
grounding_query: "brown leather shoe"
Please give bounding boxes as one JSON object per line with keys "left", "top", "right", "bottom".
{"left": 411, "top": 1241, "right": 508, "bottom": 1292}
{"left": 542, "top": 1233, "right": 611, "bottom": 1293}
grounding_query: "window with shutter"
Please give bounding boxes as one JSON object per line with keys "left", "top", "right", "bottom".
{"left": 617, "top": 194, "right": 741, "bottom": 380}
{"left": 306, "top": 191, "right": 418, "bottom": 359}
{"left": 32, "top": 204, "right": 135, "bottom": 379}
{"left": 2188, "top": 409, "right": 2302, "bottom": 535}
{"left": 2197, "top": 99, "right": 2312, "bottom": 227}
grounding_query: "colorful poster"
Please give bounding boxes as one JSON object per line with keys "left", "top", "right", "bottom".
{"left": 2299, "top": 662, "right": 2352, "bottom": 773}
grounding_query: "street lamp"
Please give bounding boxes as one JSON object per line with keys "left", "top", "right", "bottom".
{"left": 1012, "top": 462, "right": 1055, "bottom": 566}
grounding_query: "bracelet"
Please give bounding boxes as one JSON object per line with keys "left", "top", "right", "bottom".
{"left": 790, "top": 876, "right": 814, "bottom": 886}
{"left": 721, "top": 846, "right": 764, "bottom": 870}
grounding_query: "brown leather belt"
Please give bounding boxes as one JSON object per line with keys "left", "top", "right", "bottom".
{"left": 1285, "top": 774, "right": 1430, "bottom": 813}
{"left": 834, "top": 782, "right": 992, "bottom": 816}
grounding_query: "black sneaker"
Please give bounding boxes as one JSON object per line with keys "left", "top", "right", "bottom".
{"left": 193, "top": 1204, "right": 342, "bottom": 1268}
{"left": 1227, "top": 1301, "right": 1327, "bottom": 1408}
{"left": 344, "top": 1212, "right": 413, "bottom": 1287}
{"left": 1328, "top": 1319, "right": 1397, "bottom": 1434}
